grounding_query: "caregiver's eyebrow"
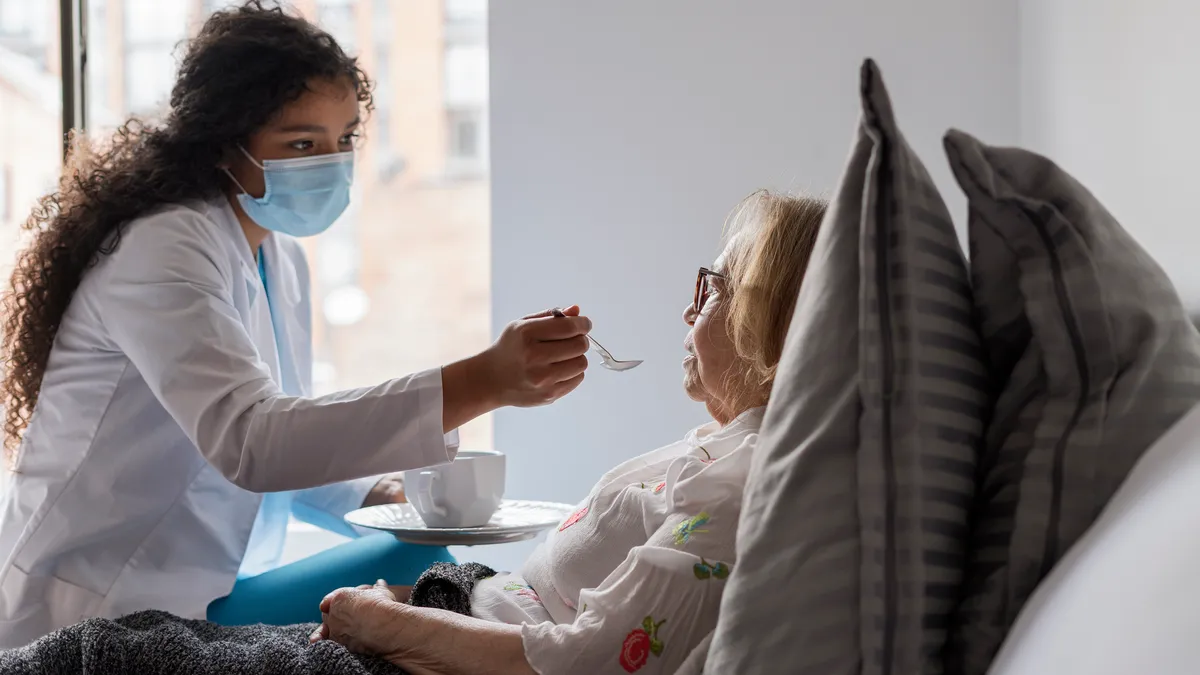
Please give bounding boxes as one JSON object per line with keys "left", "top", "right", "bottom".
{"left": 278, "top": 118, "right": 360, "bottom": 133}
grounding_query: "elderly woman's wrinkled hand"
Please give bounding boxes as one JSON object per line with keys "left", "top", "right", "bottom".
{"left": 309, "top": 581, "right": 407, "bottom": 657}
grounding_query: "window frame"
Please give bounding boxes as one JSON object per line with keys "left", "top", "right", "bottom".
{"left": 59, "top": 0, "right": 87, "bottom": 157}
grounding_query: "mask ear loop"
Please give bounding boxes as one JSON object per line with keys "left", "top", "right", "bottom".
{"left": 238, "top": 144, "right": 266, "bottom": 170}
{"left": 221, "top": 168, "right": 251, "bottom": 195}
{"left": 222, "top": 145, "right": 265, "bottom": 197}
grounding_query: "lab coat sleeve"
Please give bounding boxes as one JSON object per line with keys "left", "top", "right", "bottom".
{"left": 94, "top": 211, "right": 458, "bottom": 493}
{"left": 291, "top": 428, "right": 461, "bottom": 537}
{"left": 291, "top": 476, "right": 380, "bottom": 538}
{"left": 521, "top": 512, "right": 735, "bottom": 674}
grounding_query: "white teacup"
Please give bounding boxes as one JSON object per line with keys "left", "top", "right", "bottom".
{"left": 403, "top": 450, "right": 505, "bottom": 528}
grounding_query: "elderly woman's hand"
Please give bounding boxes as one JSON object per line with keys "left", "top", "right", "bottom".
{"left": 312, "top": 580, "right": 536, "bottom": 675}
{"left": 309, "top": 581, "right": 405, "bottom": 656}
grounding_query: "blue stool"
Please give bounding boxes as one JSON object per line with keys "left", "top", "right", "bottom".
{"left": 207, "top": 534, "right": 454, "bottom": 625}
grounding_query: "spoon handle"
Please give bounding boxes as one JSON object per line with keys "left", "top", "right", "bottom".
{"left": 551, "top": 308, "right": 612, "bottom": 359}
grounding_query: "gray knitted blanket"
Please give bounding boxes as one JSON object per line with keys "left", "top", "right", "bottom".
{"left": 0, "top": 611, "right": 407, "bottom": 675}
{"left": 0, "top": 562, "right": 500, "bottom": 674}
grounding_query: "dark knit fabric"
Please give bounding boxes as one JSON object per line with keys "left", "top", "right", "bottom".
{"left": 407, "top": 562, "right": 497, "bottom": 616}
{"left": 0, "top": 563, "right": 500, "bottom": 673}
{"left": 0, "top": 610, "right": 406, "bottom": 675}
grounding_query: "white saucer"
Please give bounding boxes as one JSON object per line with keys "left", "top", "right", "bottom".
{"left": 344, "top": 499, "right": 575, "bottom": 547}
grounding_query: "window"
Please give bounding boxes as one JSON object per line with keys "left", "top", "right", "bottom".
{"left": 444, "top": 43, "right": 488, "bottom": 108}
{"left": 451, "top": 113, "right": 480, "bottom": 159}
{"left": 443, "top": 5, "right": 488, "bottom": 177}
{"left": 122, "top": 0, "right": 189, "bottom": 115}
{"left": 84, "top": 0, "right": 112, "bottom": 127}
{"left": 444, "top": 0, "right": 486, "bottom": 44}
{"left": 0, "top": 165, "right": 10, "bottom": 222}
{"left": 123, "top": 47, "right": 177, "bottom": 114}
{"left": 0, "top": 0, "right": 61, "bottom": 288}
{"left": 202, "top": 0, "right": 242, "bottom": 14}
{"left": 446, "top": 107, "right": 488, "bottom": 176}
{"left": 122, "top": 0, "right": 188, "bottom": 43}
{"left": 83, "top": 0, "right": 493, "bottom": 450}
{"left": 316, "top": 0, "right": 356, "bottom": 53}
{"left": 445, "top": 0, "right": 487, "bottom": 23}
{"left": 0, "top": 0, "right": 51, "bottom": 63}
{"left": 370, "top": 0, "right": 396, "bottom": 179}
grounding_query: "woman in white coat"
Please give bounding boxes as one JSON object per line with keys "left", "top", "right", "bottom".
{"left": 0, "top": 2, "right": 590, "bottom": 648}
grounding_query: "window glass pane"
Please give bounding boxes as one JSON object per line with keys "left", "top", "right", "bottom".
{"left": 123, "top": 0, "right": 188, "bottom": 44}
{"left": 124, "top": 47, "right": 177, "bottom": 114}
{"left": 85, "top": 0, "right": 113, "bottom": 126}
{"left": 0, "top": 0, "right": 61, "bottom": 484}
{"left": 317, "top": 0, "right": 356, "bottom": 53}
{"left": 0, "top": 166, "right": 10, "bottom": 222}
{"left": 84, "top": 0, "right": 493, "bottom": 450}
{"left": 202, "top": 0, "right": 242, "bottom": 14}
{"left": 445, "top": 0, "right": 487, "bottom": 22}
{"left": 0, "top": 0, "right": 50, "bottom": 50}
{"left": 0, "top": 0, "right": 60, "bottom": 282}
{"left": 449, "top": 110, "right": 481, "bottom": 160}
{"left": 444, "top": 44, "right": 488, "bottom": 107}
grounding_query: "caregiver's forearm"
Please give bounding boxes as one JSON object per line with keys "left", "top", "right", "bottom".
{"left": 441, "top": 354, "right": 500, "bottom": 433}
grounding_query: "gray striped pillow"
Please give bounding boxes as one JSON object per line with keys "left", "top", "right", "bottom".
{"left": 942, "top": 129, "right": 1200, "bottom": 675}
{"left": 706, "top": 59, "right": 985, "bottom": 675}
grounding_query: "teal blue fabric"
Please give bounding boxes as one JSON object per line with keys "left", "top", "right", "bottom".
{"left": 208, "top": 534, "right": 455, "bottom": 625}
{"left": 239, "top": 245, "right": 295, "bottom": 578}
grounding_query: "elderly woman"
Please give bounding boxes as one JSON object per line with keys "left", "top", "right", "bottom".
{"left": 311, "top": 191, "right": 827, "bottom": 674}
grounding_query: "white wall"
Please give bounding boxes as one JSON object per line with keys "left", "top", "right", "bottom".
{"left": 1020, "top": 0, "right": 1200, "bottom": 305}
{"left": 478, "top": 0, "right": 1018, "bottom": 570}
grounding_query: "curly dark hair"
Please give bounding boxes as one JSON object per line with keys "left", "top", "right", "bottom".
{"left": 0, "top": 0, "right": 373, "bottom": 462}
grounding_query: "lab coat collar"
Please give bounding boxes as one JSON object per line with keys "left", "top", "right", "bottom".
{"left": 199, "top": 196, "right": 305, "bottom": 395}
{"left": 202, "top": 196, "right": 257, "bottom": 273}
{"left": 201, "top": 196, "right": 302, "bottom": 308}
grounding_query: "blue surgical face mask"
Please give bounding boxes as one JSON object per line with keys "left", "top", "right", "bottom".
{"left": 224, "top": 145, "right": 354, "bottom": 237}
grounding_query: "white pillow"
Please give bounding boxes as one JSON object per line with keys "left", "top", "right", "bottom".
{"left": 987, "top": 402, "right": 1200, "bottom": 675}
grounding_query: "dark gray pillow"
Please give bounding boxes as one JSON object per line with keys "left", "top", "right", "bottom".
{"left": 943, "top": 129, "right": 1200, "bottom": 675}
{"left": 706, "top": 60, "right": 986, "bottom": 675}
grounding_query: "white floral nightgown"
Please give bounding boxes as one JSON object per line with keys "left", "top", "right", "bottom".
{"left": 470, "top": 408, "right": 763, "bottom": 674}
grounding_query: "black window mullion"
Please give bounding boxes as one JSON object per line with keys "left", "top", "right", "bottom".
{"left": 59, "top": 0, "right": 88, "bottom": 159}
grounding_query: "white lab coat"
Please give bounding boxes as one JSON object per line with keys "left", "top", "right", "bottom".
{"left": 0, "top": 197, "right": 458, "bottom": 648}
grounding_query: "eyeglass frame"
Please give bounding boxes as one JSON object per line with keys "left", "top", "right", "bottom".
{"left": 694, "top": 267, "right": 727, "bottom": 313}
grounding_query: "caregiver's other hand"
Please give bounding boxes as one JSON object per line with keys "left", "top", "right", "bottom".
{"left": 487, "top": 305, "right": 591, "bottom": 407}
{"left": 361, "top": 475, "right": 406, "bottom": 508}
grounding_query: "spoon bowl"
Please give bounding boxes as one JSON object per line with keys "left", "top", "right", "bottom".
{"left": 551, "top": 309, "right": 642, "bottom": 372}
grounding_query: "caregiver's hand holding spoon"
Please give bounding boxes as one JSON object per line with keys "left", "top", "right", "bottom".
{"left": 440, "top": 305, "right": 592, "bottom": 431}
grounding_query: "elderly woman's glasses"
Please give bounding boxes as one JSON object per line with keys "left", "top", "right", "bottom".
{"left": 694, "top": 267, "right": 727, "bottom": 313}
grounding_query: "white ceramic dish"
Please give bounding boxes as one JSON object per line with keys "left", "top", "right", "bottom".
{"left": 344, "top": 499, "right": 574, "bottom": 547}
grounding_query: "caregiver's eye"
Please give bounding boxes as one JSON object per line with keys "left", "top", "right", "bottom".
{"left": 289, "top": 139, "right": 315, "bottom": 151}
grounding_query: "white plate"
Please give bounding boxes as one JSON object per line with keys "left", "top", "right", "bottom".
{"left": 344, "top": 499, "right": 575, "bottom": 547}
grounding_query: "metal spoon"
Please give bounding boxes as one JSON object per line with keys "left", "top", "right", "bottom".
{"left": 551, "top": 309, "right": 643, "bottom": 372}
